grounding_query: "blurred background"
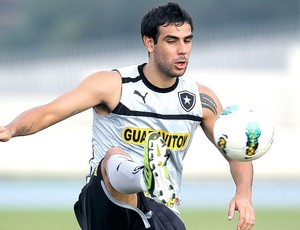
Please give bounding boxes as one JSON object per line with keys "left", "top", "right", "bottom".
{"left": 0, "top": 0, "right": 299, "bottom": 228}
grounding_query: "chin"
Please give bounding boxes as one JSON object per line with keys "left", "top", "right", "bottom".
{"left": 175, "top": 69, "right": 187, "bottom": 77}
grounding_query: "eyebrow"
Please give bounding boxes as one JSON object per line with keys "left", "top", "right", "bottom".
{"left": 163, "top": 34, "right": 194, "bottom": 40}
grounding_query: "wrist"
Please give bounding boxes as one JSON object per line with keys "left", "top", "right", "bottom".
{"left": 235, "top": 188, "right": 252, "bottom": 199}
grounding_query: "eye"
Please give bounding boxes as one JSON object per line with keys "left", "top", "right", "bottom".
{"left": 167, "top": 39, "right": 177, "bottom": 44}
{"left": 184, "top": 38, "right": 192, "bottom": 44}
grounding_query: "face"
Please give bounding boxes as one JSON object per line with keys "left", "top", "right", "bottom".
{"left": 152, "top": 22, "right": 193, "bottom": 78}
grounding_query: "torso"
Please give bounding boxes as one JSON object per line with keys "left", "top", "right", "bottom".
{"left": 90, "top": 63, "right": 203, "bottom": 199}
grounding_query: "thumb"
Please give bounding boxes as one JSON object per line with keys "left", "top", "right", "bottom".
{"left": 0, "top": 126, "right": 11, "bottom": 142}
{"left": 228, "top": 201, "right": 236, "bottom": 221}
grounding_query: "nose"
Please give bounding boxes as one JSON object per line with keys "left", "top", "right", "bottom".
{"left": 178, "top": 40, "right": 188, "bottom": 55}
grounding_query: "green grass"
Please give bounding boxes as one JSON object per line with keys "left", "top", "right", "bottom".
{"left": 0, "top": 208, "right": 299, "bottom": 230}
{"left": 181, "top": 208, "right": 300, "bottom": 230}
{"left": 0, "top": 209, "right": 80, "bottom": 230}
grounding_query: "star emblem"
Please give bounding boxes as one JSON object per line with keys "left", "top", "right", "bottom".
{"left": 183, "top": 95, "right": 191, "bottom": 104}
{"left": 178, "top": 90, "right": 196, "bottom": 112}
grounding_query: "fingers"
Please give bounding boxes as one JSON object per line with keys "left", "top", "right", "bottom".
{"left": 228, "top": 200, "right": 236, "bottom": 221}
{"left": 236, "top": 215, "right": 255, "bottom": 230}
{"left": 0, "top": 126, "right": 11, "bottom": 142}
{"left": 228, "top": 197, "right": 255, "bottom": 230}
{"left": 236, "top": 206, "right": 255, "bottom": 230}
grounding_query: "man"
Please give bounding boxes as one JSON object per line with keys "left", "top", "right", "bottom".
{"left": 0, "top": 2, "right": 255, "bottom": 230}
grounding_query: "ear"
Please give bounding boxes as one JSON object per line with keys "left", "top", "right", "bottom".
{"left": 143, "top": 36, "right": 154, "bottom": 53}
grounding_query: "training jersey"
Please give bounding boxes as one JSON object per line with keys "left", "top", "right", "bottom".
{"left": 90, "top": 63, "right": 203, "bottom": 200}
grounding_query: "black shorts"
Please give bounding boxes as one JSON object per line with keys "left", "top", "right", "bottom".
{"left": 74, "top": 162, "right": 186, "bottom": 230}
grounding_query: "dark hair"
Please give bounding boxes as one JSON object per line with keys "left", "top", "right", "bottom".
{"left": 141, "top": 2, "right": 193, "bottom": 44}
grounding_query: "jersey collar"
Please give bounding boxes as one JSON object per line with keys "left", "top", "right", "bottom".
{"left": 138, "top": 63, "right": 179, "bottom": 93}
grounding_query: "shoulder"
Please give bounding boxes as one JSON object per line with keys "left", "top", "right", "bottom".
{"left": 197, "top": 83, "right": 214, "bottom": 95}
{"left": 198, "top": 83, "right": 218, "bottom": 101}
{"left": 197, "top": 83, "right": 223, "bottom": 116}
{"left": 79, "top": 70, "right": 122, "bottom": 109}
{"left": 85, "top": 70, "right": 121, "bottom": 84}
{"left": 115, "top": 65, "right": 140, "bottom": 78}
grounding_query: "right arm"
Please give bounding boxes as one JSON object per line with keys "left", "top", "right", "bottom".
{"left": 0, "top": 71, "right": 122, "bottom": 142}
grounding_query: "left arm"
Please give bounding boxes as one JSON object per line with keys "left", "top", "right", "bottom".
{"left": 198, "top": 84, "right": 255, "bottom": 230}
{"left": 227, "top": 159, "right": 255, "bottom": 230}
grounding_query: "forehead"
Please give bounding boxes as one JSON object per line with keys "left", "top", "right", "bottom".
{"left": 158, "top": 22, "right": 192, "bottom": 38}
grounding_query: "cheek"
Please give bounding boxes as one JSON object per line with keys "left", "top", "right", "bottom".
{"left": 154, "top": 47, "right": 173, "bottom": 63}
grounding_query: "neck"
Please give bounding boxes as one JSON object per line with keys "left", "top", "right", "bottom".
{"left": 143, "top": 63, "right": 178, "bottom": 89}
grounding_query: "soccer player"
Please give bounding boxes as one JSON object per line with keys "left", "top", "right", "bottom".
{"left": 0, "top": 2, "right": 255, "bottom": 230}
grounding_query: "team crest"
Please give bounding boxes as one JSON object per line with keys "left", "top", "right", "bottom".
{"left": 178, "top": 90, "right": 196, "bottom": 112}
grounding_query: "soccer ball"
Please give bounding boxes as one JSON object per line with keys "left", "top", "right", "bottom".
{"left": 213, "top": 105, "right": 275, "bottom": 161}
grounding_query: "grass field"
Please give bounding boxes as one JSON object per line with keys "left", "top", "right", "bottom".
{"left": 0, "top": 208, "right": 299, "bottom": 230}
{"left": 181, "top": 208, "right": 300, "bottom": 230}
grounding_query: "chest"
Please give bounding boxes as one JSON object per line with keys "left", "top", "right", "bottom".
{"left": 121, "top": 82, "right": 199, "bottom": 116}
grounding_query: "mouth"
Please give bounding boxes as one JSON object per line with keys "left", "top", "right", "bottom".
{"left": 174, "top": 61, "right": 187, "bottom": 70}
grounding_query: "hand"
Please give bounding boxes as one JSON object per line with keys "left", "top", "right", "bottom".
{"left": 228, "top": 194, "right": 255, "bottom": 230}
{"left": 0, "top": 126, "right": 12, "bottom": 142}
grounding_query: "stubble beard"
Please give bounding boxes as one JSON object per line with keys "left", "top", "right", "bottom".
{"left": 155, "top": 58, "right": 188, "bottom": 79}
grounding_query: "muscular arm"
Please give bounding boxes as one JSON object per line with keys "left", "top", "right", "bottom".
{"left": 198, "top": 84, "right": 255, "bottom": 230}
{"left": 227, "top": 159, "right": 255, "bottom": 229}
{"left": 0, "top": 71, "right": 121, "bottom": 141}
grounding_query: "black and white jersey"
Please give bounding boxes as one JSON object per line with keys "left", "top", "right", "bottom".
{"left": 90, "top": 63, "right": 203, "bottom": 202}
